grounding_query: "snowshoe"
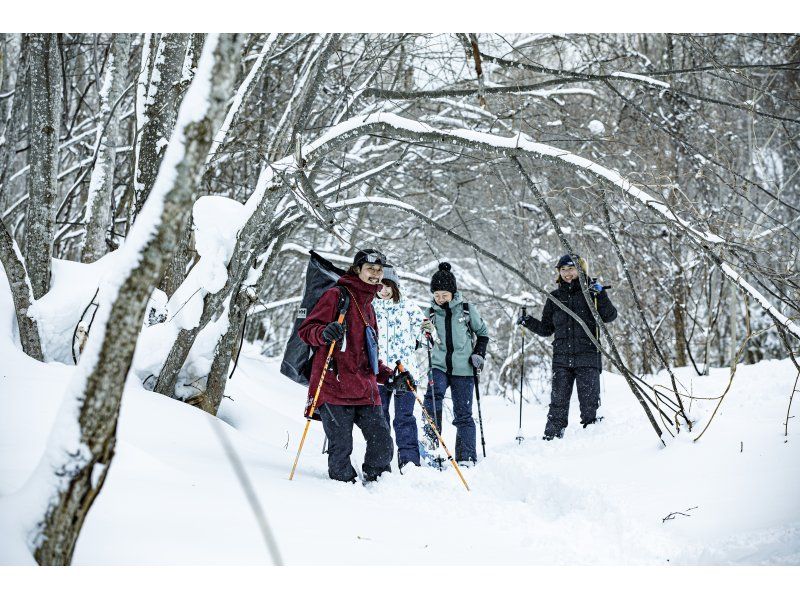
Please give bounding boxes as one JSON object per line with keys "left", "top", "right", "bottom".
{"left": 422, "top": 422, "right": 439, "bottom": 449}
{"left": 542, "top": 429, "right": 565, "bottom": 441}
{"left": 582, "top": 416, "right": 604, "bottom": 428}
{"left": 418, "top": 441, "right": 446, "bottom": 470}
{"left": 456, "top": 459, "right": 476, "bottom": 469}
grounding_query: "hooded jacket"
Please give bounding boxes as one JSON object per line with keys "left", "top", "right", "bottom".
{"left": 298, "top": 274, "right": 393, "bottom": 409}
{"left": 428, "top": 291, "right": 490, "bottom": 377}
{"left": 523, "top": 278, "right": 617, "bottom": 369}
{"left": 374, "top": 296, "right": 425, "bottom": 382}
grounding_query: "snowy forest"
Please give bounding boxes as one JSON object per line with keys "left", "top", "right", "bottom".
{"left": 1, "top": 32, "right": 799, "bottom": 567}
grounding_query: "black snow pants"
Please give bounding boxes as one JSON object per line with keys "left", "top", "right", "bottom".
{"left": 319, "top": 403, "right": 394, "bottom": 482}
{"left": 544, "top": 366, "right": 601, "bottom": 437}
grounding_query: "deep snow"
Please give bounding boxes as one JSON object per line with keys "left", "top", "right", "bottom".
{"left": 1, "top": 255, "right": 799, "bottom": 564}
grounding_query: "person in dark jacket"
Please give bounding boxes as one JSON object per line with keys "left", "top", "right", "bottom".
{"left": 518, "top": 254, "right": 617, "bottom": 440}
{"left": 423, "top": 262, "right": 490, "bottom": 465}
{"left": 298, "top": 249, "right": 413, "bottom": 483}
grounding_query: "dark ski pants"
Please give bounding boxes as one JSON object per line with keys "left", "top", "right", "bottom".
{"left": 544, "top": 366, "right": 601, "bottom": 437}
{"left": 423, "top": 369, "right": 477, "bottom": 463}
{"left": 319, "top": 403, "right": 394, "bottom": 482}
{"left": 379, "top": 385, "right": 421, "bottom": 466}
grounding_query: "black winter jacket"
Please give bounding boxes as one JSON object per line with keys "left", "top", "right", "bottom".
{"left": 522, "top": 278, "right": 617, "bottom": 369}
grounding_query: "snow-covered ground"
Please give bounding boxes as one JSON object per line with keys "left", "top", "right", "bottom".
{"left": 2, "top": 255, "right": 799, "bottom": 565}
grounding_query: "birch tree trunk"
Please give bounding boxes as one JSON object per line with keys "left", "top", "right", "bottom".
{"left": 0, "top": 35, "right": 42, "bottom": 360}
{"left": 24, "top": 34, "right": 61, "bottom": 299}
{"left": 30, "top": 34, "right": 242, "bottom": 566}
{"left": 81, "top": 34, "right": 131, "bottom": 263}
{"left": 133, "top": 33, "right": 189, "bottom": 218}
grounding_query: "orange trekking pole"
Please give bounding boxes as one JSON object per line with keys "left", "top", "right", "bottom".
{"left": 395, "top": 360, "right": 470, "bottom": 492}
{"left": 289, "top": 308, "right": 347, "bottom": 480}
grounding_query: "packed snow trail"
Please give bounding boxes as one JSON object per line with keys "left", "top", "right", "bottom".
{"left": 2, "top": 267, "right": 799, "bottom": 564}
{"left": 2, "top": 317, "right": 798, "bottom": 562}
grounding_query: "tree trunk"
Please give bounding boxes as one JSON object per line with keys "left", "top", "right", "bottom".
{"left": 31, "top": 34, "right": 242, "bottom": 566}
{"left": 24, "top": 34, "right": 61, "bottom": 300}
{"left": 81, "top": 34, "right": 132, "bottom": 263}
{"left": 0, "top": 222, "right": 43, "bottom": 359}
{"left": 201, "top": 227, "right": 292, "bottom": 414}
{"left": 133, "top": 33, "right": 189, "bottom": 218}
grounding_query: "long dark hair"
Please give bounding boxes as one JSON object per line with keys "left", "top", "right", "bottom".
{"left": 380, "top": 279, "right": 400, "bottom": 303}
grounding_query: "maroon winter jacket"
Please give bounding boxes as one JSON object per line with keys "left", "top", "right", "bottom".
{"left": 298, "top": 274, "right": 393, "bottom": 410}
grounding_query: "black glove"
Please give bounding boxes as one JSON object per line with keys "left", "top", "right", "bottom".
{"left": 517, "top": 314, "right": 532, "bottom": 327}
{"left": 321, "top": 321, "right": 345, "bottom": 344}
{"left": 388, "top": 370, "right": 416, "bottom": 392}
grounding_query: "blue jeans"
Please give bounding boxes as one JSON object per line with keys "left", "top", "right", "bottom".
{"left": 423, "top": 368, "right": 476, "bottom": 463}
{"left": 379, "top": 385, "right": 420, "bottom": 466}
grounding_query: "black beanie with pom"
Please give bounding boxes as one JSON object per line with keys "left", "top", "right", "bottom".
{"left": 430, "top": 262, "right": 458, "bottom": 294}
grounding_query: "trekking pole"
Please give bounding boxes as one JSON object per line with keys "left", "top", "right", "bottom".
{"left": 473, "top": 367, "right": 486, "bottom": 458}
{"left": 423, "top": 333, "right": 445, "bottom": 470}
{"left": 396, "top": 361, "right": 470, "bottom": 492}
{"left": 289, "top": 309, "right": 347, "bottom": 480}
{"left": 516, "top": 306, "right": 527, "bottom": 444}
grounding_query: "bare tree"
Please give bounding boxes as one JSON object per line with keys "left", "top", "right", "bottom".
{"left": 24, "top": 33, "right": 61, "bottom": 299}
{"left": 81, "top": 34, "right": 132, "bottom": 263}
{"left": 29, "top": 34, "right": 243, "bottom": 566}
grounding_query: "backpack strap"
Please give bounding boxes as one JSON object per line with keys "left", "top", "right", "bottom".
{"left": 334, "top": 285, "right": 351, "bottom": 315}
{"left": 462, "top": 302, "right": 474, "bottom": 340}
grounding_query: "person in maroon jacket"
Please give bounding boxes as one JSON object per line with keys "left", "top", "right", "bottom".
{"left": 298, "top": 249, "right": 413, "bottom": 483}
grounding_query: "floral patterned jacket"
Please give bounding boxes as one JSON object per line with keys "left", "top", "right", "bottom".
{"left": 374, "top": 296, "right": 425, "bottom": 383}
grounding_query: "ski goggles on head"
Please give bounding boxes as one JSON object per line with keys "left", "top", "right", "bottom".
{"left": 354, "top": 249, "right": 392, "bottom": 268}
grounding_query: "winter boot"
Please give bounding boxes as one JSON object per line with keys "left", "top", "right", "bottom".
{"left": 582, "top": 416, "right": 604, "bottom": 428}
{"left": 542, "top": 429, "right": 565, "bottom": 441}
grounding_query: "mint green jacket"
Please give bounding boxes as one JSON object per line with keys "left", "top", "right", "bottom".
{"left": 427, "top": 292, "right": 489, "bottom": 377}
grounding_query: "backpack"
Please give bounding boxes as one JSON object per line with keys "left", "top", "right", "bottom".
{"left": 280, "top": 251, "right": 348, "bottom": 385}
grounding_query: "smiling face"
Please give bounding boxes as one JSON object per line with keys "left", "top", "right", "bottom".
{"left": 433, "top": 290, "right": 453, "bottom": 305}
{"left": 358, "top": 263, "right": 384, "bottom": 285}
{"left": 559, "top": 265, "right": 578, "bottom": 283}
{"left": 378, "top": 284, "right": 394, "bottom": 300}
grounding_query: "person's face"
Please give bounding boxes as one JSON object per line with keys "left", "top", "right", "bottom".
{"left": 358, "top": 263, "right": 384, "bottom": 285}
{"left": 559, "top": 265, "right": 578, "bottom": 283}
{"left": 378, "top": 284, "right": 393, "bottom": 300}
{"left": 433, "top": 290, "right": 453, "bottom": 305}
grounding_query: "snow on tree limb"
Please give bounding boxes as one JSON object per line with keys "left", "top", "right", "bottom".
{"left": 266, "top": 111, "right": 798, "bottom": 341}
{"left": 206, "top": 33, "right": 279, "bottom": 165}
{"left": 27, "top": 34, "right": 243, "bottom": 565}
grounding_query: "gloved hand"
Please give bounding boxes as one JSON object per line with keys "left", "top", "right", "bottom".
{"left": 516, "top": 314, "right": 532, "bottom": 327}
{"left": 589, "top": 280, "right": 604, "bottom": 294}
{"left": 387, "top": 370, "right": 416, "bottom": 391}
{"left": 470, "top": 353, "right": 484, "bottom": 370}
{"left": 421, "top": 319, "right": 435, "bottom": 336}
{"left": 321, "top": 321, "right": 345, "bottom": 344}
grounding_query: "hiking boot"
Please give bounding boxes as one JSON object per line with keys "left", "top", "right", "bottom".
{"left": 582, "top": 416, "right": 604, "bottom": 429}
{"left": 542, "top": 429, "right": 565, "bottom": 441}
{"left": 398, "top": 457, "right": 420, "bottom": 474}
{"left": 456, "top": 459, "right": 476, "bottom": 469}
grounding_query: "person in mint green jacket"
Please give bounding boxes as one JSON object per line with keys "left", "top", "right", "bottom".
{"left": 422, "top": 262, "right": 490, "bottom": 465}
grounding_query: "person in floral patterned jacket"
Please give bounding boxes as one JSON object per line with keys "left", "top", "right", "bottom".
{"left": 374, "top": 267, "right": 433, "bottom": 470}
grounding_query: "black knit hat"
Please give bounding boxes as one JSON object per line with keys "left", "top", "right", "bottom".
{"left": 430, "top": 262, "right": 457, "bottom": 294}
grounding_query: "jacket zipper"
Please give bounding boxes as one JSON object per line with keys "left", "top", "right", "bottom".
{"left": 444, "top": 303, "right": 454, "bottom": 374}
